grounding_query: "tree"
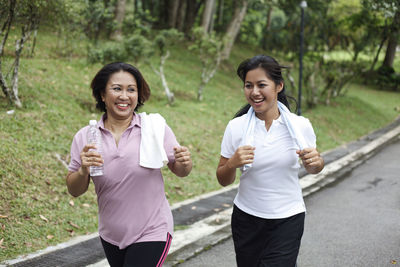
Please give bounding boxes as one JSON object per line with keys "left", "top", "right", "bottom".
{"left": 221, "top": 0, "right": 248, "bottom": 60}
{"left": 0, "top": 0, "right": 43, "bottom": 107}
{"left": 201, "top": 0, "right": 216, "bottom": 33}
{"left": 110, "top": 0, "right": 127, "bottom": 40}
{"left": 189, "top": 27, "right": 222, "bottom": 101}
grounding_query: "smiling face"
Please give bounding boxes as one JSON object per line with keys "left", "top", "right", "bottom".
{"left": 101, "top": 71, "right": 138, "bottom": 120}
{"left": 244, "top": 67, "right": 283, "bottom": 120}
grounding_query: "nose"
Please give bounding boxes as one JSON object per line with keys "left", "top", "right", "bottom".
{"left": 251, "top": 86, "right": 261, "bottom": 95}
{"left": 119, "top": 89, "right": 129, "bottom": 99}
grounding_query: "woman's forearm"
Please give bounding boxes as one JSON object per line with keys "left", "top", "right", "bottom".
{"left": 66, "top": 168, "right": 90, "bottom": 197}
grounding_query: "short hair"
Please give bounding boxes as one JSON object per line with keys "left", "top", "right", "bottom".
{"left": 90, "top": 62, "right": 151, "bottom": 112}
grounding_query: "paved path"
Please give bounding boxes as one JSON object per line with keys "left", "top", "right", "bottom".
{"left": 177, "top": 138, "right": 400, "bottom": 266}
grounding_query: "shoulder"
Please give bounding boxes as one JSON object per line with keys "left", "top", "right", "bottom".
{"left": 287, "top": 112, "right": 313, "bottom": 131}
{"left": 227, "top": 114, "right": 248, "bottom": 130}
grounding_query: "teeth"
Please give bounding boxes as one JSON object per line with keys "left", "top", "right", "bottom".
{"left": 117, "top": 104, "right": 128, "bottom": 107}
{"left": 253, "top": 99, "right": 264, "bottom": 103}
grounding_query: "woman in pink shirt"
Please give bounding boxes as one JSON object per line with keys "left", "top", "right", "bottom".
{"left": 66, "top": 62, "right": 192, "bottom": 267}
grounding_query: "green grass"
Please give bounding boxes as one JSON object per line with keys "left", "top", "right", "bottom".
{"left": 0, "top": 30, "right": 399, "bottom": 262}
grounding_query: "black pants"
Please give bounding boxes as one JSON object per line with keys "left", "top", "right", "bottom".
{"left": 231, "top": 205, "right": 305, "bottom": 267}
{"left": 100, "top": 233, "right": 172, "bottom": 267}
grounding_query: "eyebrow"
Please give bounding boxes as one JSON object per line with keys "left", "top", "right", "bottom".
{"left": 110, "top": 83, "right": 137, "bottom": 87}
{"left": 245, "top": 80, "right": 268, "bottom": 83}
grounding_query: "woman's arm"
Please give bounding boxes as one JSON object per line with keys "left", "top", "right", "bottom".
{"left": 216, "top": 145, "right": 255, "bottom": 186}
{"left": 168, "top": 146, "right": 192, "bottom": 177}
{"left": 66, "top": 169, "right": 90, "bottom": 197}
{"left": 66, "top": 144, "right": 103, "bottom": 197}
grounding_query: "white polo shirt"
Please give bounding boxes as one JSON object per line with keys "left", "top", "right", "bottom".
{"left": 221, "top": 113, "right": 316, "bottom": 219}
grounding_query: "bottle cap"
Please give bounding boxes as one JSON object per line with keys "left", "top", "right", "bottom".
{"left": 89, "top": 120, "right": 97, "bottom": 126}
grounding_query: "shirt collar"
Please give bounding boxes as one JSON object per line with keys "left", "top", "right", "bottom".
{"left": 255, "top": 114, "right": 284, "bottom": 125}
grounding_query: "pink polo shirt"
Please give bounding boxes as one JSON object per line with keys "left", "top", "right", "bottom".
{"left": 68, "top": 113, "right": 179, "bottom": 249}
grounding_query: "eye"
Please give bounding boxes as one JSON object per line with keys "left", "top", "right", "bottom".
{"left": 244, "top": 84, "right": 253, "bottom": 90}
{"left": 128, "top": 87, "right": 137, "bottom": 93}
{"left": 258, "top": 83, "right": 267, "bottom": 88}
{"left": 111, "top": 87, "right": 121, "bottom": 91}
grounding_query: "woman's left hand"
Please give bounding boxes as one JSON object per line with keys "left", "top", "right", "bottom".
{"left": 169, "top": 146, "right": 192, "bottom": 177}
{"left": 174, "top": 146, "right": 192, "bottom": 167}
{"left": 296, "top": 147, "right": 324, "bottom": 174}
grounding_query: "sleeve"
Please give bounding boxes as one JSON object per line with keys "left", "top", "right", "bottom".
{"left": 68, "top": 131, "right": 84, "bottom": 173}
{"left": 163, "top": 124, "right": 180, "bottom": 163}
{"left": 303, "top": 118, "right": 317, "bottom": 148}
{"left": 220, "top": 122, "right": 236, "bottom": 159}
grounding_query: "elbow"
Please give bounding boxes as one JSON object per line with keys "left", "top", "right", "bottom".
{"left": 216, "top": 173, "right": 234, "bottom": 187}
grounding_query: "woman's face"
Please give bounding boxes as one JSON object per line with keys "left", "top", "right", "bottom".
{"left": 244, "top": 67, "right": 283, "bottom": 119}
{"left": 101, "top": 71, "right": 138, "bottom": 120}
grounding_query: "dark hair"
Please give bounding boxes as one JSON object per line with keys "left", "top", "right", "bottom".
{"left": 90, "top": 62, "right": 151, "bottom": 112}
{"left": 234, "top": 55, "right": 296, "bottom": 118}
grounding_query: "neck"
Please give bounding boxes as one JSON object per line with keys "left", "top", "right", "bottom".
{"left": 104, "top": 113, "right": 133, "bottom": 134}
{"left": 255, "top": 105, "right": 280, "bottom": 130}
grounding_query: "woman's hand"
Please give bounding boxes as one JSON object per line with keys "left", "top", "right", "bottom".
{"left": 79, "top": 144, "right": 104, "bottom": 177}
{"left": 297, "top": 147, "right": 324, "bottom": 174}
{"left": 169, "top": 146, "right": 192, "bottom": 177}
{"left": 216, "top": 146, "right": 255, "bottom": 187}
{"left": 227, "top": 145, "right": 255, "bottom": 169}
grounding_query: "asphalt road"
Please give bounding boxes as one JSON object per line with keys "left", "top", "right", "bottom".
{"left": 177, "top": 138, "right": 400, "bottom": 267}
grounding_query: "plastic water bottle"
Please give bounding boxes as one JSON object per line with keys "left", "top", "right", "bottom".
{"left": 87, "top": 120, "right": 103, "bottom": 176}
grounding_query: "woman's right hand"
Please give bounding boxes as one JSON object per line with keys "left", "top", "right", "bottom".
{"left": 79, "top": 144, "right": 104, "bottom": 176}
{"left": 227, "top": 145, "right": 255, "bottom": 169}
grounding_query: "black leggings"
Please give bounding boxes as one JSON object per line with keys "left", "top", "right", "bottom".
{"left": 231, "top": 205, "right": 305, "bottom": 267}
{"left": 100, "top": 233, "right": 172, "bottom": 267}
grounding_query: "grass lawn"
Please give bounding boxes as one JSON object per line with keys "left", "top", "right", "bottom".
{"left": 0, "top": 31, "right": 399, "bottom": 261}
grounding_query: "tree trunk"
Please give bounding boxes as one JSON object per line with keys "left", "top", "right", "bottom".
{"left": 369, "top": 36, "right": 387, "bottom": 72}
{"left": 183, "top": 1, "right": 201, "bottom": 37}
{"left": 110, "top": 0, "right": 126, "bottom": 40}
{"left": 221, "top": 0, "right": 248, "bottom": 60}
{"left": 201, "top": 0, "right": 215, "bottom": 33}
{"left": 261, "top": 6, "right": 273, "bottom": 50}
{"left": 382, "top": 34, "right": 398, "bottom": 68}
{"left": 168, "top": 0, "right": 180, "bottom": 29}
{"left": 382, "top": 10, "right": 399, "bottom": 69}
{"left": 149, "top": 51, "right": 175, "bottom": 104}
{"left": 176, "top": 0, "right": 187, "bottom": 31}
{"left": 0, "top": 0, "right": 16, "bottom": 57}
{"left": 217, "top": 0, "right": 224, "bottom": 27}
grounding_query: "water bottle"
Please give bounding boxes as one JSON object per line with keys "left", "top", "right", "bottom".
{"left": 87, "top": 120, "right": 103, "bottom": 176}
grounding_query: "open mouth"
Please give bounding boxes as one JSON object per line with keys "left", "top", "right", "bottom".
{"left": 252, "top": 98, "right": 265, "bottom": 104}
{"left": 116, "top": 103, "right": 129, "bottom": 110}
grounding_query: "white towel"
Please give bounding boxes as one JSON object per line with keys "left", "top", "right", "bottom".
{"left": 240, "top": 101, "right": 307, "bottom": 172}
{"left": 139, "top": 112, "right": 169, "bottom": 169}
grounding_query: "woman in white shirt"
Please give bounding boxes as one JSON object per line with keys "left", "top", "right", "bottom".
{"left": 216, "top": 55, "right": 324, "bottom": 267}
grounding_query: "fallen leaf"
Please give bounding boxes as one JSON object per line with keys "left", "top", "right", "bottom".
{"left": 391, "top": 260, "right": 397, "bottom": 264}
{"left": 213, "top": 208, "right": 221, "bottom": 212}
{"left": 69, "top": 231, "right": 75, "bottom": 237}
{"left": 82, "top": 203, "right": 90, "bottom": 208}
{"left": 0, "top": 215, "right": 8, "bottom": 219}
{"left": 39, "top": 215, "right": 49, "bottom": 223}
{"left": 68, "top": 221, "right": 79, "bottom": 229}
{"left": 222, "top": 203, "right": 230, "bottom": 208}
{"left": 69, "top": 200, "right": 74, "bottom": 206}
{"left": 25, "top": 242, "right": 32, "bottom": 247}
{"left": 31, "top": 196, "right": 39, "bottom": 201}
{"left": 46, "top": 235, "right": 54, "bottom": 240}
{"left": 45, "top": 179, "right": 51, "bottom": 185}
{"left": 191, "top": 206, "right": 197, "bottom": 210}
{"left": 0, "top": 238, "right": 4, "bottom": 248}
